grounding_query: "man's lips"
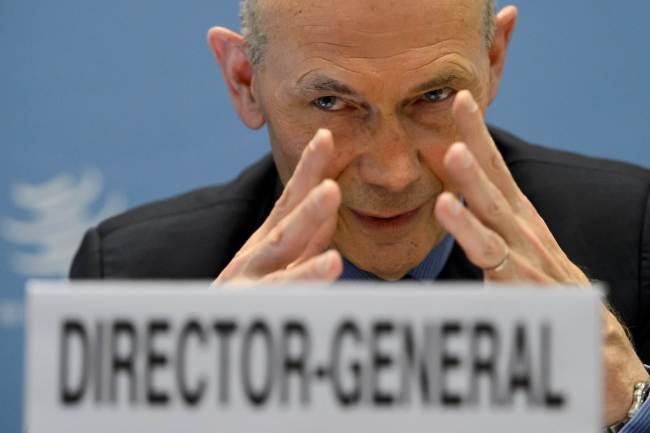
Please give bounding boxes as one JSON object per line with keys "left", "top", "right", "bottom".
{"left": 349, "top": 206, "right": 423, "bottom": 230}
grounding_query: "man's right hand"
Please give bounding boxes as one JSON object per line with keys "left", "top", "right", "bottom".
{"left": 213, "top": 129, "right": 343, "bottom": 285}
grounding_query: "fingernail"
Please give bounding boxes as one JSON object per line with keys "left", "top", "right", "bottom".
{"left": 311, "top": 128, "right": 329, "bottom": 148}
{"left": 318, "top": 128, "right": 331, "bottom": 138}
{"left": 450, "top": 197, "right": 463, "bottom": 216}
{"left": 460, "top": 148, "right": 472, "bottom": 168}
{"left": 314, "top": 181, "right": 328, "bottom": 204}
{"left": 466, "top": 93, "right": 478, "bottom": 113}
{"left": 308, "top": 133, "right": 320, "bottom": 151}
{"left": 453, "top": 143, "right": 472, "bottom": 169}
{"left": 318, "top": 251, "right": 334, "bottom": 274}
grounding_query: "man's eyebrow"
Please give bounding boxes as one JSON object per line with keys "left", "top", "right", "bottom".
{"left": 297, "top": 74, "right": 359, "bottom": 96}
{"left": 411, "top": 73, "right": 465, "bottom": 94}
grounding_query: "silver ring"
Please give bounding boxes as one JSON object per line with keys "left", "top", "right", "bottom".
{"left": 483, "top": 247, "right": 510, "bottom": 273}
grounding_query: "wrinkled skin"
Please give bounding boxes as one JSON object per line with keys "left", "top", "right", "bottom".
{"left": 208, "top": 0, "right": 649, "bottom": 426}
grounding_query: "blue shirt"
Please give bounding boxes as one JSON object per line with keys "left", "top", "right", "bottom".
{"left": 339, "top": 234, "right": 650, "bottom": 432}
{"left": 615, "top": 392, "right": 650, "bottom": 433}
{"left": 340, "top": 233, "right": 455, "bottom": 281}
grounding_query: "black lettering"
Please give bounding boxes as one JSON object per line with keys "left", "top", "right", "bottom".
{"left": 506, "top": 323, "right": 534, "bottom": 405}
{"left": 468, "top": 322, "right": 500, "bottom": 406}
{"left": 177, "top": 320, "right": 207, "bottom": 406}
{"left": 401, "top": 323, "right": 440, "bottom": 405}
{"left": 214, "top": 320, "right": 238, "bottom": 404}
{"left": 440, "top": 322, "right": 463, "bottom": 406}
{"left": 110, "top": 320, "right": 138, "bottom": 404}
{"left": 146, "top": 320, "right": 170, "bottom": 405}
{"left": 280, "top": 320, "right": 311, "bottom": 406}
{"left": 330, "top": 320, "right": 363, "bottom": 406}
{"left": 541, "top": 323, "right": 565, "bottom": 408}
{"left": 93, "top": 321, "right": 105, "bottom": 403}
{"left": 370, "top": 320, "right": 395, "bottom": 406}
{"left": 60, "top": 319, "right": 90, "bottom": 404}
{"left": 241, "top": 320, "right": 274, "bottom": 406}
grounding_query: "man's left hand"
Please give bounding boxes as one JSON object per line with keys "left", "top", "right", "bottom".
{"left": 435, "top": 90, "right": 649, "bottom": 426}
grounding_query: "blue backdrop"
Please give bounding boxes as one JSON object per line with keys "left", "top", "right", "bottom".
{"left": 2, "top": 1, "right": 649, "bottom": 431}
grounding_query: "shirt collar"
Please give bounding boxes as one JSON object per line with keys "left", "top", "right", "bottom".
{"left": 339, "top": 233, "right": 456, "bottom": 281}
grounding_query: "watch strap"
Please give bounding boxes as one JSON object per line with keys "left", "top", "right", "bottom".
{"left": 607, "top": 379, "right": 650, "bottom": 432}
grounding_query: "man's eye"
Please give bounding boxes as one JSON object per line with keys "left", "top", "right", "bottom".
{"left": 313, "top": 96, "right": 346, "bottom": 111}
{"left": 420, "top": 87, "right": 454, "bottom": 103}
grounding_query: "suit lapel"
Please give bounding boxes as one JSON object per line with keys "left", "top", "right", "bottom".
{"left": 437, "top": 242, "right": 483, "bottom": 281}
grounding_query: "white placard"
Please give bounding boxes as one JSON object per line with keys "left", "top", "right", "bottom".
{"left": 26, "top": 281, "right": 602, "bottom": 433}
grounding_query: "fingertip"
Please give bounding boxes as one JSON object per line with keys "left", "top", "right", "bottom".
{"left": 316, "top": 128, "right": 333, "bottom": 141}
{"left": 453, "top": 90, "right": 479, "bottom": 118}
{"left": 313, "top": 128, "right": 334, "bottom": 151}
{"left": 435, "top": 191, "right": 453, "bottom": 209}
{"left": 323, "top": 178, "right": 340, "bottom": 191}
{"left": 444, "top": 142, "right": 473, "bottom": 170}
{"left": 434, "top": 195, "right": 449, "bottom": 230}
{"left": 455, "top": 89, "right": 472, "bottom": 101}
{"left": 452, "top": 89, "right": 470, "bottom": 110}
{"left": 435, "top": 192, "right": 462, "bottom": 218}
{"left": 321, "top": 178, "right": 337, "bottom": 189}
{"left": 327, "top": 249, "right": 344, "bottom": 279}
{"left": 317, "top": 249, "right": 342, "bottom": 277}
{"left": 301, "top": 130, "right": 335, "bottom": 172}
{"left": 320, "top": 178, "right": 342, "bottom": 202}
{"left": 447, "top": 141, "right": 467, "bottom": 156}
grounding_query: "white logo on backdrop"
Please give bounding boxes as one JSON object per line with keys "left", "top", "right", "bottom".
{"left": 1, "top": 169, "right": 127, "bottom": 277}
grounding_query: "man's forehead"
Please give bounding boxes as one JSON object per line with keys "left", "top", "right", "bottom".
{"left": 261, "top": 0, "right": 486, "bottom": 45}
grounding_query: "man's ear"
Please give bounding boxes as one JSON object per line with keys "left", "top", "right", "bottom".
{"left": 207, "top": 27, "right": 265, "bottom": 129}
{"left": 487, "top": 6, "right": 517, "bottom": 104}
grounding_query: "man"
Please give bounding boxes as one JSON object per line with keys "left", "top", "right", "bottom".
{"left": 71, "top": 0, "right": 650, "bottom": 430}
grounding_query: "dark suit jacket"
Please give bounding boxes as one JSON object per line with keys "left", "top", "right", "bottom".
{"left": 70, "top": 127, "right": 650, "bottom": 363}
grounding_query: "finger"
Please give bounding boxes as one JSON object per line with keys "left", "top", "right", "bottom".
{"left": 213, "top": 250, "right": 342, "bottom": 287}
{"left": 452, "top": 93, "right": 580, "bottom": 269}
{"left": 266, "top": 129, "right": 336, "bottom": 226}
{"left": 244, "top": 179, "right": 341, "bottom": 276}
{"left": 452, "top": 90, "right": 523, "bottom": 209}
{"left": 435, "top": 192, "right": 551, "bottom": 283}
{"left": 239, "top": 129, "right": 336, "bottom": 254}
{"left": 289, "top": 213, "right": 338, "bottom": 268}
{"left": 263, "top": 249, "right": 343, "bottom": 283}
{"left": 443, "top": 142, "right": 522, "bottom": 247}
{"left": 284, "top": 129, "right": 337, "bottom": 208}
{"left": 435, "top": 192, "right": 507, "bottom": 269}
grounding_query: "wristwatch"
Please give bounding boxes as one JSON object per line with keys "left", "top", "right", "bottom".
{"left": 608, "top": 378, "right": 650, "bottom": 432}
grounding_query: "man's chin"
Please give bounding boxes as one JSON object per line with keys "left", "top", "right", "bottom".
{"left": 336, "top": 240, "right": 432, "bottom": 281}
{"left": 357, "top": 260, "right": 414, "bottom": 281}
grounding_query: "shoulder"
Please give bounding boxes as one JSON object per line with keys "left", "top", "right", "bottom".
{"left": 490, "top": 126, "right": 650, "bottom": 184}
{"left": 489, "top": 126, "right": 650, "bottom": 228}
{"left": 71, "top": 155, "right": 279, "bottom": 278}
{"left": 99, "top": 155, "right": 278, "bottom": 238}
{"left": 489, "top": 125, "right": 650, "bottom": 254}
{"left": 490, "top": 126, "right": 650, "bottom": 223}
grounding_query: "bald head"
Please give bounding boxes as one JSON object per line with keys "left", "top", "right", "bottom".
{"left": 240, "top": 0, "right": 497, "bottom": 68}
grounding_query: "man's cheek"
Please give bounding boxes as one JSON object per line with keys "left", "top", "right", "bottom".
{"left": 323, "top": 142, "right": 357, "bottom": 182}
{"left": 269, "top": 139, "right": 304, "bottom": 185}
{"left": 267, "top": 119, "right": 314, "bottom": 173}
{"left": 419, "top": 143, "right": 454, "bottom": 189}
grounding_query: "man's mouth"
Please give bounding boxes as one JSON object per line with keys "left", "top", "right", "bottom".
{"left": 349, "top": 206, "right": 422, "bottom": 231}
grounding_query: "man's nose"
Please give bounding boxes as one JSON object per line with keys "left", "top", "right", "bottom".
{"left": 357, "top": 119, "right": 421, "bottom": 193}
